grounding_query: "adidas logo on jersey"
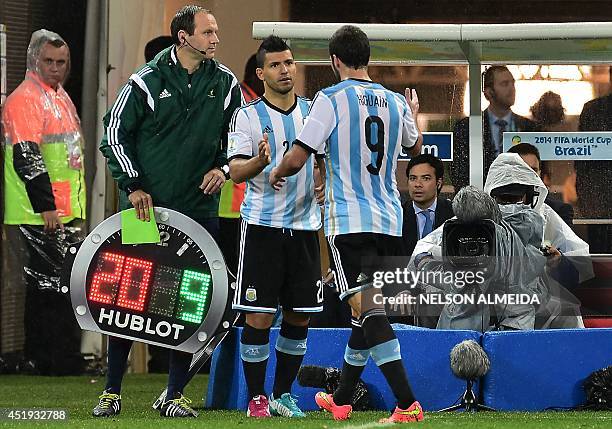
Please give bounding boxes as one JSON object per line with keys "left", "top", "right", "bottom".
{"left": 159, "top": 89, "right": 172, "bottom": 99}
{"left": 356, "top": 272, "right": 369, "bottom": 283}
{"left": 262, "top": 125, "right": 273, "bottom": 134}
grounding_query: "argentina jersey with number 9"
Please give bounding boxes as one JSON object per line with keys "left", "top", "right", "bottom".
{"left": 297, "top": 79, "right": 418, "bottom": 236}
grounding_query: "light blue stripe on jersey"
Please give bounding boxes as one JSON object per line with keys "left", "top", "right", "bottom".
{"left": 281, "top": 108, "right": 298, "bottom": 227}
{"left": 364, "top": 86, "right": 391, "bottom": 235}
{"left": 385, "top": 92, "right": 404, "bottom": 235}
{"left": 298, "top": 97, "right": 310, "bottom": 117}
{"left": 346, "top": 86, "right": 373, "bottom": 233}
{"left": 326, "top": 95, "right": 348, "bottom": 235}
{"left": 254, "top": 101, "right": 276, "bottom": 226}
{"left": 297, "top": 98, "right": 314, "bottom": 230}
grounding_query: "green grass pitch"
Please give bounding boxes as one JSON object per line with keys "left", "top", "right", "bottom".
{"left": 0, "top": 374, "right": 611, "bottom": 428}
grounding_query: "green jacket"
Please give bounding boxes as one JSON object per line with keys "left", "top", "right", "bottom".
{"left": 100, "top": 46, "right": 242, "bottom": 220}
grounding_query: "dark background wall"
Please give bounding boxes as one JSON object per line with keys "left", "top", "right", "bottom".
{"left": 290, "top": 0, "right": 612, "bottom": 23}
{"left": 0, "top": 0, "right": 87, "bottom": 112}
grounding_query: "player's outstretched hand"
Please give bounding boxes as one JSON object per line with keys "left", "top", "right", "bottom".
{"left": 269, "top": 167, "right": 286, "bottom": 191}
{"left": 405, "top": 88, "right": 419, "bottom": 118}
{"left": 258, "top": 133, "right": 272, "bottom": 166}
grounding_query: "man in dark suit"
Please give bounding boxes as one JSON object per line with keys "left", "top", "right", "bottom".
{"left": 402, "top": 154, "right": 454, "bottom": 257}
{"left": 507, "top": 143, "right": 574, "bottom": 227}
{"left": 451, "top": 65, "right": 539, "bottom": 191}
{"left": 576, "top": 90, "right": 612, "bottom": 252}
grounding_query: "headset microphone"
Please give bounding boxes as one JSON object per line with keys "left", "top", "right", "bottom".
{"left": 183, "top": 37, "right": 207, "bottom": 55}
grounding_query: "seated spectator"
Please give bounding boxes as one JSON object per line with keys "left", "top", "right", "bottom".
{"left": 401, "top": 154, "right": 454, "bottom": 257}
{"left": 528, "top": 91, "right": 579, "bottom": 208}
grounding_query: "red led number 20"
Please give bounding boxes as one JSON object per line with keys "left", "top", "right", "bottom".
{"left": 88, "top": 252, "right": 153, "bottom": 312}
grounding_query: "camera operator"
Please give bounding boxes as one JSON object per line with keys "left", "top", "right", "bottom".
{"left": 412, "top": 154, "right": 590, "bottom": 330}
{"left": 410, "top": 185, "right": 546, "bottom": 331}
{"left": 484, "top": 153, "right": 591, "bottom": 329}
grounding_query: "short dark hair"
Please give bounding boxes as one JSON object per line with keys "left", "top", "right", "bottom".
{"left": 406, "top": 154, "right": 444, "bottom": 181}
{"left": 256, "top": 35, "right": 291, "bottom": 68}
{"left": 483, "top": 65, "right": 510, "bottom": 92}
{"left": 170, "top": 5, "right": 211, "bottom": 45}
{"left": 507, "top": 143, "right": 541, "bottom": 162}
{"left": 329, "top": 25, "right": 370, "bottom": 69}
{"left": 530, "top": 91, "right": 565, "bottom": 126}
{"left": 144, "top": 36, "right": 173, "bottom": 62}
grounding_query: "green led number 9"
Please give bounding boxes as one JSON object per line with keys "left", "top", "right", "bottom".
{"left": 176, "top": 270, "right": 212, "bottom": 324}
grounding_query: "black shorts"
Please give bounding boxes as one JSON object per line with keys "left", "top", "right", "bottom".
{"left": 233, "top": 220, "right": 323, "bottom": 314}
{"left": 327, "top": 233, "right": 404, "bottom": 301}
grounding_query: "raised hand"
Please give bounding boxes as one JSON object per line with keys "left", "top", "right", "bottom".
{"left": 258, "top": 132, "right": 272, "bottom": 166}
{"left": 405, "top": 87, "right": 420, "bottom": 118}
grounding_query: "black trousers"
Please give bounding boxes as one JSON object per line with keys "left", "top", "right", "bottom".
{"left": 20, "top": 222, "right": 84, "bottom": 375}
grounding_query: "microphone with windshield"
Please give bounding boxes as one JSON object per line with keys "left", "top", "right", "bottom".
{"left": 438, "top": 339, "right": 495, "bottom": 412}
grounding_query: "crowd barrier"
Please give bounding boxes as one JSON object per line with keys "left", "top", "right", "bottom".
{"left": 205, "top": 327, "right": 612, "bottom": 411}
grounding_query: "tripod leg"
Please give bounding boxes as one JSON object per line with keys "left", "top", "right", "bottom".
{"left": 437, "top": 404, "right": 465, "bottom": 412}
{"left": 476, "top": 404, "right": 496, "bottom": 412}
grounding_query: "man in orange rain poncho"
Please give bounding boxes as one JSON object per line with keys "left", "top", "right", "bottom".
{"left": 2, "top": 29, "right": 85, "bottom": 375}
